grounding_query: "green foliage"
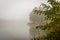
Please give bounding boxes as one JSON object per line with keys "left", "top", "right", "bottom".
{"left": 34, "top": 0, "right": 60, "bottom": 40}
{"left": 30, "top": 0, "right": 60, "bottom": 40}
{"left": 41, "top": 0, "right": 60, "bottom": 40}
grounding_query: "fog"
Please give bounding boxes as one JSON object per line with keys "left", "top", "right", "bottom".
{"left": 0, "top": 0, "right": 46, "bottom": 40}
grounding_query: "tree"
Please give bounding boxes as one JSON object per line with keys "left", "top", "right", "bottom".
{"left": 28, "top": 7, "right": 46, "bottom": 40}
{"left": 28, "top": 0, "right": 60, "bottom": 40}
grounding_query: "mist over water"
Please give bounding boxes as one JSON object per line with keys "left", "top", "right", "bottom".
{"left": 0, "top": 0, "right": 47, "bottom": 40}
{"left": 0, "top": 20, "right": 30, "bottom": 40}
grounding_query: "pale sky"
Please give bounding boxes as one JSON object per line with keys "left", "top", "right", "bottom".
{"left": 0, "top": 0, "right": 47, "bottom": 20}
{"left": 0, "top": 0, "right": 47, "bottom": 40}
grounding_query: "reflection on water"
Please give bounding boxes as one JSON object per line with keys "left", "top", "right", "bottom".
{"left": 0, "top": 19, "right": 30, "bottom": 40}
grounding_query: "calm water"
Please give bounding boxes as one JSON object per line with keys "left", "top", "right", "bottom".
{"left": 0, "top": 20, "right": 30, "bottom": 40}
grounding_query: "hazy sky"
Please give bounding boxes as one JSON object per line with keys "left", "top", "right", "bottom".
{"left": 0, "top": 0, "right": 47, "bottom": 40}
{"left": 0, "top": 0, "right": 47, "bottom": 20}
